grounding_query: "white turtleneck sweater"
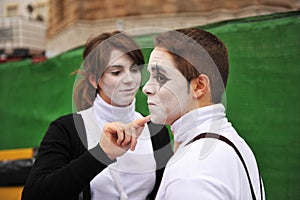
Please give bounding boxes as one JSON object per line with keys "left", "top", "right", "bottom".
{"left": 78, "top": 95, "right": 156, "bottom": 200}
{"left": 155, "top": 104, "right": 265, "bottom": 200}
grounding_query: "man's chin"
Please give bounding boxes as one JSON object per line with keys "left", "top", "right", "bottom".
{"left": 149, "top": 115, "right": 167, "bottom": 125}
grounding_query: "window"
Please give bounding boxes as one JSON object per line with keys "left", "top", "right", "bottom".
{"left": 36, "top": 3, "right": 46, "bottom": 16}
{"left": 36, "top": 3, "right": 47, "bottom": 22}
{"left": 6, "top": 5, "right": 18, "bottom": 17}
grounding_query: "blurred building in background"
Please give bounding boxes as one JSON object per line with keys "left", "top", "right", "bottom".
{"left": 0, "top": 0, "right": 48, "bottom": 62}
{"left": 0, "top": 0, "right": 299, "bottom": 59}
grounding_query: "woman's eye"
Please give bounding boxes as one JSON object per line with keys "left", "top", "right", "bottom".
{"left": 110, "top": 70, "right": 122, "bottom": 76}
{"left": 130, "top": 65, "right": 140, "bottom": 73}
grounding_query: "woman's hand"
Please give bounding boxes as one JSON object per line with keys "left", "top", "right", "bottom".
{"left": 99, "top": 116, "right": 151, "bottom": 160}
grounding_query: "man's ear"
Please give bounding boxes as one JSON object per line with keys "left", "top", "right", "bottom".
{"left": 88, "top": 74, "right": 98, "bottom": 89}
{"left": 191, "top": 74, "right": 210, "bottom": 99}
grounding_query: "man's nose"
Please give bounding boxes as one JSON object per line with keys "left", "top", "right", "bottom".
{"left": 142, "top": 81, "right": 156, "bottom": 95}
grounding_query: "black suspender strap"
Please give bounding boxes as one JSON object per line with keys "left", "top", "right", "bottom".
{"left": 186, "top": 133, "right": 262, "bottom": 200}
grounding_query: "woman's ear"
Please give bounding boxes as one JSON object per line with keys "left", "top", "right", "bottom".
{"left": 88, "top": 74, "right": 98, "bottom": 89}
{"left": 191, "top": 74, "right": 210, "bottom": 99}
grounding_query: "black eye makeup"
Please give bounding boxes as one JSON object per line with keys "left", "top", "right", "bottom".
{"left": 152, "top": 64, "right": 171, "bottom": 88}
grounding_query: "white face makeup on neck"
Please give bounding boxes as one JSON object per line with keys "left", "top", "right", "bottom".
{"left": 98, "top": 49, "right": 141, "bottom": 107}
{"left": 143, "top": 48, "right": 195, "bottom": 125}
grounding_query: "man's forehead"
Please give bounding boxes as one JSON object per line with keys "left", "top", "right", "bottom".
{"left": 148, "top": 48, "right": 175, "bottom": 70}
{"left": 149, "top": 47, "right": 170, "bottom": 59}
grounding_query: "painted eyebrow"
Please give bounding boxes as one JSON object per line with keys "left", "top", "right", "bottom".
{"left": 150, "top": 64, "right": 167, "bottom": 74}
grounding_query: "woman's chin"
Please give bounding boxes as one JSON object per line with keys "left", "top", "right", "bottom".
{"left": 111, "top": 98, "right": 135, "bottom": 107}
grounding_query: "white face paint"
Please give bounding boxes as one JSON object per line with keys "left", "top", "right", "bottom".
{"left": 143, "top": 48, "right": 194, "bottom": 125}
{"left": 98, "top": 49, "right": 141, "bottom": 107}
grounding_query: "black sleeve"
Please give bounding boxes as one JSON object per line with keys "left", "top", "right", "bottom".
{"left": 147, "top": 122, "right": 173, "bottom": 200}
{"left": 21, "top": 114, "right": 115, "bottom": 200}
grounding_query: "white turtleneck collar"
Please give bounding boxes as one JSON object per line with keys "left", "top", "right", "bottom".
{"left": 93, "top": 94, "right": 138, "bottom": 125}
{"left": 86, "top": 95, "right": 156, "bottom": 200}
{"left": 171, "top": 104, "right": 230, "bottom": 146}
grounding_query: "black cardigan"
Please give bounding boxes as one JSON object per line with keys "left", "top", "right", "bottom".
{"left": 21, "top": 113, "right": 173, "bottom": 200}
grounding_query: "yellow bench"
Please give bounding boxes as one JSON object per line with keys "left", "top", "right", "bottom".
{"left": 0, "top": 148, "right": 34, "bottom": 200}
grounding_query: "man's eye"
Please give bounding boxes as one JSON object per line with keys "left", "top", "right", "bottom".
{"left": 154, "top": 73, "right": 170, "bottom": 85}
{"left": 157, "top": 74, "right": 166, "bottom": 83}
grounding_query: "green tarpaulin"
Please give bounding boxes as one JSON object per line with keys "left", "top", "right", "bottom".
{"left": 0, "top": 11, "right": 299, "bottom": 200}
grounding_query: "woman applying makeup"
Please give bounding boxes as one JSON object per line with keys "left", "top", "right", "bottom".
{"left": 21, "top": 31, "right": 172, "bottom": 200}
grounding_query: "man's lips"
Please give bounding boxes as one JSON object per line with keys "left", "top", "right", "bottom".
{"left": 147, "top": 101, "right": 156, "bottom": 106}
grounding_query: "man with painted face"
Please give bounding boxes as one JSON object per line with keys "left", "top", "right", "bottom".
{"left": 54, "top": 28, "right": 267, "bottom": 200}
{"left": 140, "top": 28, "right": 265, "bottom": 199}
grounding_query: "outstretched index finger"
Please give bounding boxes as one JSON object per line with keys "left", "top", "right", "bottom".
{"left": 132, "top": 115, "right": 151, "bottom": 128}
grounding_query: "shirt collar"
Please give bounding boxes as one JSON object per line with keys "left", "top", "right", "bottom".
{"left": 171, "top": 104, "right": 227, "bottom": 145}
{"left": 93, "top": 94, "right": 136, "bottom": 124}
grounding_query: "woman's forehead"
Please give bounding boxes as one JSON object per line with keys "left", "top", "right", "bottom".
{"left": 108, "top": 49, "right": 131, "bottom": 66}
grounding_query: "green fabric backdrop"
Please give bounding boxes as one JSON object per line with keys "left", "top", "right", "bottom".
{"left": 0, "top": 11, "right": 299, "bottom": 200}
{"left": 203, "top": 12, "right": 300, "bottom": 200}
